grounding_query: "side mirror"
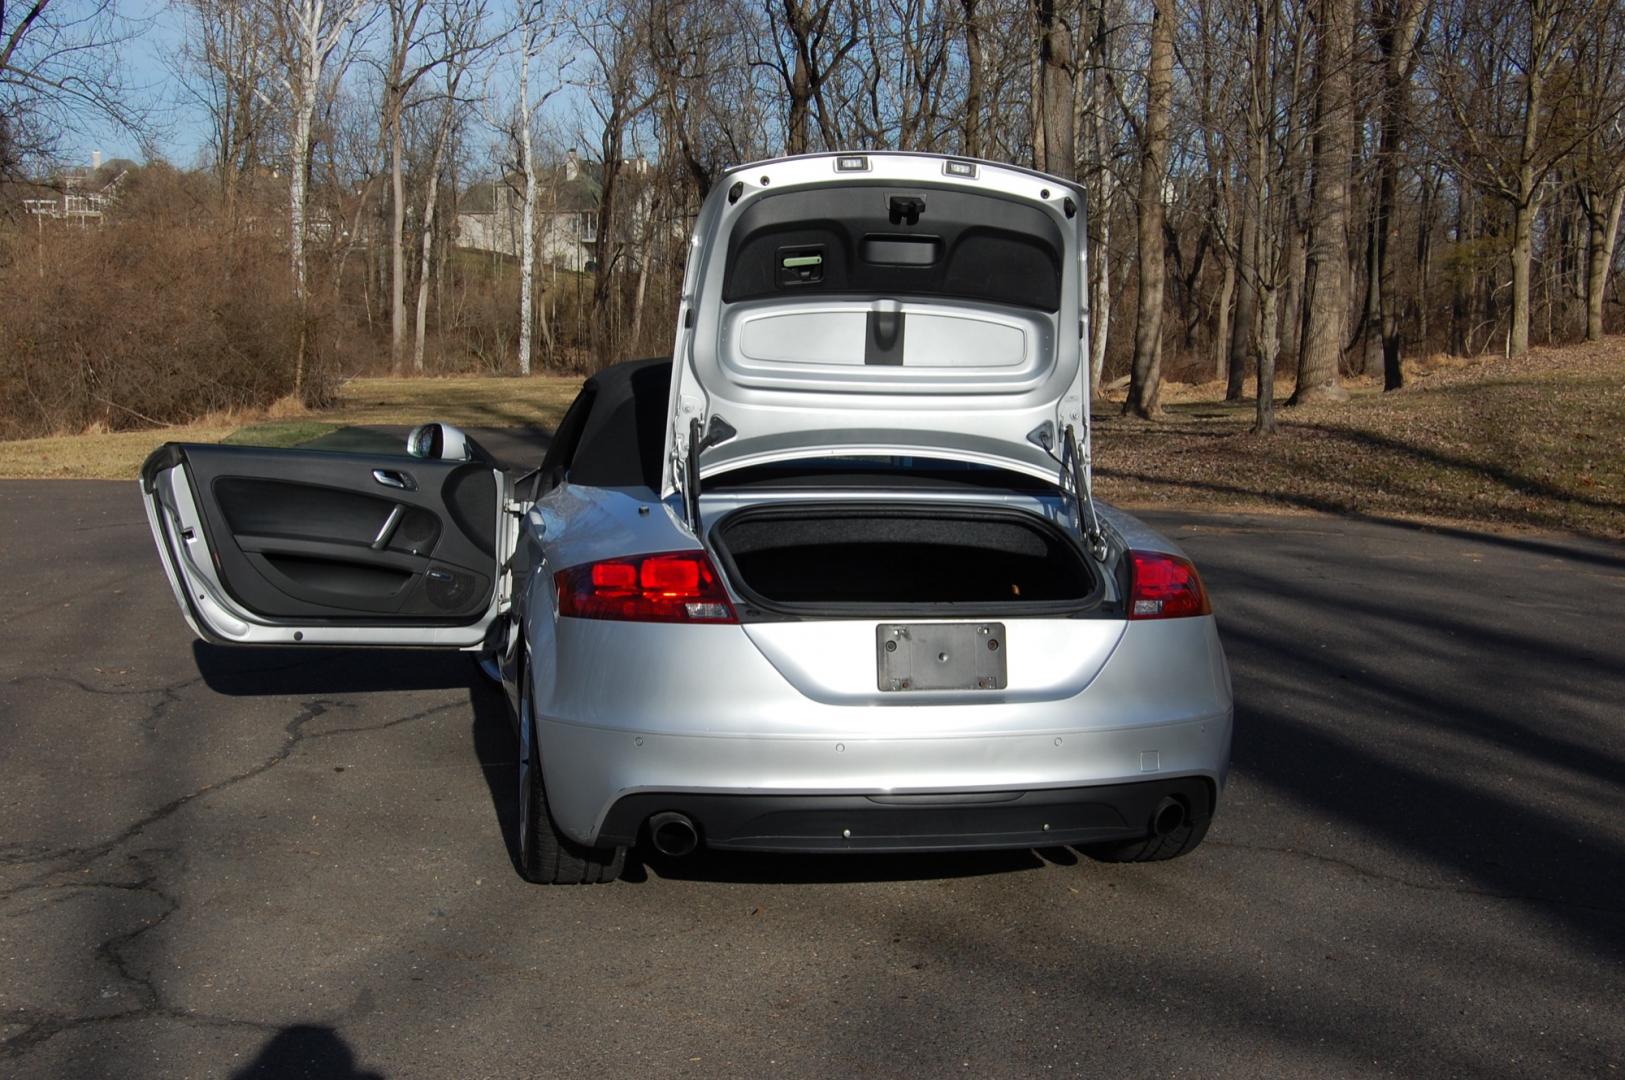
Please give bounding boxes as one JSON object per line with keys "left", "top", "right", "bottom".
{"left": 406, "top": 423, "right": 488, "bottom": 463}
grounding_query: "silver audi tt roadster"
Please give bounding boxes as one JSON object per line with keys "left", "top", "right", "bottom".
{"left": 142, "top": 152, "right": 1232, "bottom": 884}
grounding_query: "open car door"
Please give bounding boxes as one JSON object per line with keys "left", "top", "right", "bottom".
{"left": 140, "top": 443, "right": 513, "bottom": 648}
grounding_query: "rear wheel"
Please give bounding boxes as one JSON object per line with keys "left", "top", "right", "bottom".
{"left": 516, "top": 652, "right": 624, "bottom": 885}
{"left": 1082, "top": 793, "right": 1212, "bottom": 863}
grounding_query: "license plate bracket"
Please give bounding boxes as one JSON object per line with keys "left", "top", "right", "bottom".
{"left": 876, "top": 622, "right": 1007, "bottom": 692}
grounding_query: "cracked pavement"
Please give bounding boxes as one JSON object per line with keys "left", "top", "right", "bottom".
{"left": 2, "top": 479, "right": 1622, "bottom": 1078}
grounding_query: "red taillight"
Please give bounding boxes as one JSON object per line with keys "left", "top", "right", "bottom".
{"left": 1128, "top": 550, "right": 1211, "bottom": 620}
{"left": 556, "top": 551, "right": 737, "bottom": 624}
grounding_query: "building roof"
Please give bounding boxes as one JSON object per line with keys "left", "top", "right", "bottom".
{"left": 460, "top": 160, "right": 602, "bottom": 214}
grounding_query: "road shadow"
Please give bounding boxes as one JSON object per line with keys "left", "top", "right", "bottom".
{"left": 192, "top": 643, "right": 477, "bottom": 696}
{"left": 1184, "top": 522, "right": 1625, "bottom": 963}
{"left": 1115, "top": 475, "right": 1625, "bottom": 570}
{"left": 467, "top": 674, "right": 523, "bottom": 877}
{"left": 630, "top": 843, "right": 1077, "bottom": 885}
{"left": 230, "top": 1024, "right": 384, "bottom": 1080}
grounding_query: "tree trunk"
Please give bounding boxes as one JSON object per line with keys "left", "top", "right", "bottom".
{"left": 517, "top": 45, "right": 537, "bottom": 377}
{"left": 1584, "top": 186, "right": 1623, "bottom": 341}
{"left": 1374, "top": 0, "right": 1422, "bottom": 390}
{"left": 1214, "top": 250, "right": 1235, "bottom": 383}
{"left": 592, "top": 138, "right": 625, "bottom": 369}
{"left": 1291, "top": 0, "right": 1353, "bottom": 404}
{"left": 1358, "top": 209, "right": 1380, "bottom": 376}
{"left": 413, "top": 112, "right": 455, "bottom": 374}
{"left": 1255, "top": 280, "right": 1279, "bottom": 434}
{"left": 289, "top": 108, "right": 310, "bottom": 300}
{"left": 390, "top": 115, "right": 408, "bottom": 372}
{"left": 1229, "top": 119, "right": 1262, "bottom": 402}
{"left": 1510, "top": 184, "right": 1534, "bottom": 356}
{"left": 1034, "top": 0, "right": 1075, "bottom": 179}
{"left": 1126, "top": 0, "right": 1173, "bottom": 419}
{"left": 1090, "top": 216, "right": 1111, "bottom": 399}
{"left": 787, "top": 20, "right": 812, "bottom": 155}
{"left": 1029, "top": 5, "right": 1046, "bottom": 169}
{"left": 960, "top": 0, "right": 982, "bottom": 157}
{"left": 1085, "top": 0, "right": 1114, "bottom": 401}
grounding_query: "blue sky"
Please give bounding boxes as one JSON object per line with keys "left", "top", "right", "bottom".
{"left": 67, "top": 0, "right": 204, "bottom": 167}
{"left": 71, "top": 1, "right": 581, "bottom": 174}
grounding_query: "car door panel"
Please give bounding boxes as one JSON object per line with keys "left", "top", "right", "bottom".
{"left": 142, "top": 442, "right": 511, "bottom": 648}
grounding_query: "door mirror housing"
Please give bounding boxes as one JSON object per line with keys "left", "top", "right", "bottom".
{"left": 407, "top": 423, "right": 489, "bottom": 463}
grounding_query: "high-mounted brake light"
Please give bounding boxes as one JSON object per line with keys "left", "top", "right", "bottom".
{"left": 1127, "top": 550, "right": 1211, "bottom": 620}
{"left": 556, "top": 551, "right": 737, "bottom": 624}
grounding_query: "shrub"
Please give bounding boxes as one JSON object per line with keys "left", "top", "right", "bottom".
{"left": 0, "top": 168, "right": 330, "bottom": 440}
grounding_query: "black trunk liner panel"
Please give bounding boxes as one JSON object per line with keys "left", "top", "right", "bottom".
{"left": 711, "top": 503, "right": 1098, "bottom": 615}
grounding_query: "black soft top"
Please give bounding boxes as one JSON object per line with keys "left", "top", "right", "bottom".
{"left": 549, "top": 356, "right": 672, "bottom": 491}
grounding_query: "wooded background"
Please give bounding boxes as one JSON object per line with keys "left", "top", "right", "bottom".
{"left": 3, "top": 0, "right": 1623, "bottom": 439}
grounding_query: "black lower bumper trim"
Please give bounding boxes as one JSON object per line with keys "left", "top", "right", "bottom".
{"left": 597, "top": 777, "right": 1213, "bottom": 853}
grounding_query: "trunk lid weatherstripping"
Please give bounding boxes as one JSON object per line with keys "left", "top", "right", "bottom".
{"left": 663, "top": 153, "right": 1107, "bottom": 558}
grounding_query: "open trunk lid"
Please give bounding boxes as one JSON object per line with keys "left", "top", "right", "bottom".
{"left": 662, "top": 153, "right": 1101, "bottom": 550}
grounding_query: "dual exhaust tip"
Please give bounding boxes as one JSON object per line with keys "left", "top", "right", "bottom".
{"left": 646, "top": 799, "right": 1186, "bottom": 858}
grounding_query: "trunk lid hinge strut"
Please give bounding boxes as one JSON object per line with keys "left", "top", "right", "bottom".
{"left": 1063, "top": 423, "right": 1108, "bottom": 562}
{"left": 681, "top": 415, "right": 736, "bottom": 541}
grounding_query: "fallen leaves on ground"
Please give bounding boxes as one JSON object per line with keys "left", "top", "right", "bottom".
{"left": 1093, "top": 338, "right": 1625, "bottom": 541}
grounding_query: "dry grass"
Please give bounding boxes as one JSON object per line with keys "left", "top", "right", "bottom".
{"left": 0, "top": 374, "right": 584, "bottom": 481}
{"left": 318, "top": 374, "right": 582, "bottom": 428}
{"left": 1093, "top": 337, "right": 1625, "bottom": 541}
{"left": 3, "top": 343, "right": 1621, "bottom": 544}
{"left": 0, "top": 424, "right": 245, "bottom": 480}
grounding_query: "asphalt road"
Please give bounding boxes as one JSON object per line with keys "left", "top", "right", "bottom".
{"left": 2, "top": 479, "right": 1622, "bottom": 1079}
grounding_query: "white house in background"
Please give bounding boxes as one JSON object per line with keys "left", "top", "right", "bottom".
{"left": 22, "top": 152, "right": 132, "bottom": 226}
{"left": 455, "top": 150, "right": 652, "bottom": 271}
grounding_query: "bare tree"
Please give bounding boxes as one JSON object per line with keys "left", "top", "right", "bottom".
{"left": 412, "top": 0, "right": 488, "bottom": 371}
{"left": 1126, "top": 0, "right": 1174, "bottom": 418}
{"left": 1369, "top": 0, "right": 1427, "bottom": 388}
{"left": 1031, "top": 0, "right": 1075, "bottom": 175}
{"left": 765, "top": 0, "right": 860, "bottom": 153}
{"left": 960, "top": 0, "right": 985, "bottom": 155}
{"left": 511, "top": 0, "right": 551, "bottom": 376}
{"left": 1080, "top": 0, "right": 1125, "bottom": 399}
{"left": 1572, "top": 0, "right": 1625, "bottom": 341}
{"left": 176, "top": 0, "right": 280, "bottom": 224}
{"left": 1432, "top": 0, "right": 1589, "bottom": 356}
{"left": 0, "top": 0, "right": 148, "bottom": 176}
{"left": 1290, "top": 0, "right": 1353, "bottom": 403}
{"left": 266, "top": 0, "right": 374, "bottom": 302}
{"left": 570, "top": 0, "right": 657, "bottom": 368}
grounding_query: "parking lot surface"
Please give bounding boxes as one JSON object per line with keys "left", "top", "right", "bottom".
{"left": 2, "top": 479, "right": 1622, "bottom": 1078}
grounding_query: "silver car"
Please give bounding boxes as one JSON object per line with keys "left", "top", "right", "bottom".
{"left": 142, "top": 152, "right": 1232, "bottom": 885}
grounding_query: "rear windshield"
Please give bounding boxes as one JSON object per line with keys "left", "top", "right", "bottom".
{"left": 723, "top": 184, "right": 1064, "bottom": 312}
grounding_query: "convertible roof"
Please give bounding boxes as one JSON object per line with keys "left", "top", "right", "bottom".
{"left": 568, "top": 356, "right": 672, "bottom": 491}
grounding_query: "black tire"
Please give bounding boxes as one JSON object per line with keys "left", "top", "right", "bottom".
{"left": 1081, "top": 796, "right": 1213, "bottom": 864}
{"left": 516, "top": 652, "right": 625, "bottom": 885}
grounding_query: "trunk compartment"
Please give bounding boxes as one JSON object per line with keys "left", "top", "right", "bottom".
{"left": 710, "top": 502, "right": 1100, "bottom": 616}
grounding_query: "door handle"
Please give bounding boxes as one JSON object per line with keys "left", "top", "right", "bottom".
{"left": 372, "top": 469, "right": 416, "bottom": 491}
{"left": 371, "top": 504, "right": 405, "bottom": 550}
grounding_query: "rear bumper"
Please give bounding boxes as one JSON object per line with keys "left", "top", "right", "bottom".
{"left": 529, "top": 614, "right": 1233, "bottom": 848}
{"left": 595, "top": 776, "right": 1213, "bottom": 853}
{"left": 538, "top": 710, "right": 1230, "bottom": 847}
